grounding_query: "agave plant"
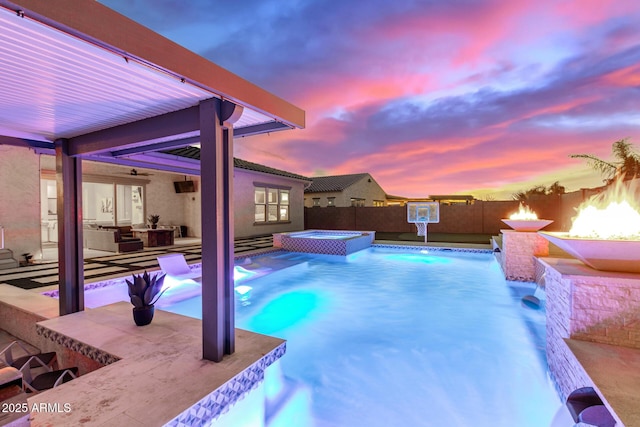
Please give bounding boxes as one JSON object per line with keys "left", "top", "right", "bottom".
{"left": 126, "top": 271, "right": 167, "bottom": 308}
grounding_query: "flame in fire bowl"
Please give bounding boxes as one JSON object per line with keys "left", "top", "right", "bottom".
{"left": 503, "top": 203, "right": 554, "bottom": 231}
{"left": 539, "top": 231, "right": 640, "bottom": 274}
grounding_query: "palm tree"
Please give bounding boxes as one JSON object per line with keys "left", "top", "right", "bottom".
{"left": 547, "top": 181, "right": 566, "bottom": 196}
{"left": 512, "top": 185, "right": 548, "bottom": 202}
{"left": 512, "top": 181, "right": 566, "bottom": 201}
{"left": 570, "top": 138, "right": 640, "bottom": 184}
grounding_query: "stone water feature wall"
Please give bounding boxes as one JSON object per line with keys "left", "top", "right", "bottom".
{"left": 541, "top": 259, "right": 592, "bottom": 401}
{"left": 540, "top": 257, "right": 640, "bottom": 405}
{"left": 495, "top": 230, "right": 549, "bottom": 281}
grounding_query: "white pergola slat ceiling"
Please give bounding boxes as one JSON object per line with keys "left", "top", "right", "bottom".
{"left": 0, "top": 4, "right": 293, "bottom": 148}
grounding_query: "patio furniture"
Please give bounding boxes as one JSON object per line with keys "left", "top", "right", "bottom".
{"left": 20, "top": 357, "right": 78, "bottom": 394}
{"left": 84, "top": 228, "right": 143, "bottom": 253}
{"left": 157, "top": 253, "right": 200, "bottom": 281}
{"left": 132, "top": 229, "right": 174, "bottom": 247}
{"left": 0, "top": 341, "right": 57, "bottom": 371}
{"left": 159, "top": 225, "right": 182, "bottom": 238}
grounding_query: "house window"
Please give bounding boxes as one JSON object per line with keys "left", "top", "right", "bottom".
{"left": 373, "top": 200, "right": 385, "bottom": 207}
{"left": 327, "top": 197, "right": 336, "bottom": 207}
{"left": 255, "top": 186, "right": 290, "bottom": 222}
{"left": 350, "top": 198, "right": 365, "bottom": 207}
{"left": 312, "top": 198, "right": 320, "bottom": 207}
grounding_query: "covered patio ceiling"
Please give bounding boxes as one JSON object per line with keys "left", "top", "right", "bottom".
{"left": 0, "top": 0, "right": 305, "bottom": 360}
{"left": 0, "top": 0, "right": 304, "bottom": 172}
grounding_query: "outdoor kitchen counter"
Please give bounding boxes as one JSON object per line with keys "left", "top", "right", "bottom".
{"left": 28, "top": 301, "right": 285, "bottom": 426}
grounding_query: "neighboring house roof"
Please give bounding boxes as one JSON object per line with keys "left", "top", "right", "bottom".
{"left": 385, "top": 194, "right": 406, "bottom": 200}
{"left": 305, "top": 173, "right": 371, "bottom": 193}
{"left": 234, "top": 158, "right": 311, "bottom": 182}
{"left": 163, "top": 147, "right": 311, "bottom": 182}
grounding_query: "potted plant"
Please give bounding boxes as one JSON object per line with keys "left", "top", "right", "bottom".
{"left": 147, "top": 214, "right": 160, "bottom": 229}
{"left": 126, "top": 271, "right": 167, "bottom": 326}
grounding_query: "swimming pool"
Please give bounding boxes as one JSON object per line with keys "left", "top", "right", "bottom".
{"left": 155, "top": 247, "right": 566, "bottom": 426}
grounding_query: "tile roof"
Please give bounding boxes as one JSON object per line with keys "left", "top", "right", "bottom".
{"left": 234, "top": 158, "right": 311, "bottom": 182}
{"left": 304, "top": 173, "right": 370, "bottom": 193}
{"left": 163, "top": 147, "right": 311, "bottom": 181}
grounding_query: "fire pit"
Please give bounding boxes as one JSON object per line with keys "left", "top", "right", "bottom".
{"left": 538, "top": 179, "right": 640, "bottom": 274}
{"left": 539, "top": 231, "right": 640, "bottom": 273}
{"left": 502, "top": 204, "right": 553, "bottom": 232}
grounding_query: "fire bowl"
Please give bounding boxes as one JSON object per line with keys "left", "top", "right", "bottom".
{"left": 501, "top": 219, "right": 554, "bottom": 232}
{"left": 538, "top": 231, "right": 640, "bottom": 274}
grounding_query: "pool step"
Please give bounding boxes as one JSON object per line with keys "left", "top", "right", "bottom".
{"left": 264, "top": 362, "right": 313, "bottom": 427}
{"left": 265, "top": 377, "right": 312, "bottom": 427}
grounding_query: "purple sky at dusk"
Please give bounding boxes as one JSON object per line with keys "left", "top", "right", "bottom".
{"left": 101, "top": 0, "right": 640, "bottom": 200}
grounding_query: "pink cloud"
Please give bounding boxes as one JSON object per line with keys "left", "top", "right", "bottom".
{"left": 198, "top": 0, "right": 640, "bottom": 199}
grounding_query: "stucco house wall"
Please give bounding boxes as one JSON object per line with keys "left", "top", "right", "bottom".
{"left": 304, "top": 190, "right": 343, "bottom": 208}
{"left": 40, "top": 156, "right": 193, "bottom": 232}
{"left": 159, "top": 166, "right": 308, "bottom": 239}
{"left": 0, "top": 145, "right": 42, "bottom": 259}
{"left": 304, "top": 174, "right": 387, "bottom": 207}
{"left": 232, "top": 168, "right": 307, "bottom": 238}
{"left": 1, "top": 147, "right": 308, "bottom": 257}
{"left": 346, "top": 175, "right": 387, "bottom": 206}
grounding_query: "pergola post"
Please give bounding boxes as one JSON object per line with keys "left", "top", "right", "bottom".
{"left": 55, "top": 138, "right": 84, "bottom": 315}
{"left": 200, "top": 98, "right": 243, "bottom": 361}
{"left": 222, "top": 127, "right": 235, "bottom": 355}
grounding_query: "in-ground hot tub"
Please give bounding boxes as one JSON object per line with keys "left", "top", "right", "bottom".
{"left": 273, "top": 230, "right": 375, "bottom": 255}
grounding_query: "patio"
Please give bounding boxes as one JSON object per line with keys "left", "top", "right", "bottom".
{"left": 0, "top": 0, "right": 303, "bottom": 425}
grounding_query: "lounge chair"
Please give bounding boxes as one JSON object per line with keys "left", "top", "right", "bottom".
{"left": 0, "top": 341, "right": 57, "bottom": 371}
{"left": 157, "top": 253, "right": 200, "bottom": 281}
{"left": 20, "top": 356, "right": 78, "bottom": 393}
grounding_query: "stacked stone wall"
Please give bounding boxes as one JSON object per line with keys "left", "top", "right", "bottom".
{"left": 570, "top": 277, "right": 640, "bottom": 349}
{"left": 499, "top": 231, "right": 549, "bottom": 281}
{"left": 542, "top": 261, "right": 591, "bottom": 400}
{"left": 542, "top": 257, "right": 640, "bottom": 411}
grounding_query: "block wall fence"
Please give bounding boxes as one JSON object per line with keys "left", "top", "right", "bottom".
{"left": 305, "top": 190, "right": 600, "bottom": 235}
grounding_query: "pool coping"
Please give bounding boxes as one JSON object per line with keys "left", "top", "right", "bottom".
{"left": 28, "top": 301, "right": 286, "bottom": 426}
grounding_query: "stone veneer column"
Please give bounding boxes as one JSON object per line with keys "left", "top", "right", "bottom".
{"left": 499, "top": 230, "right": 549, "bottom": 281}
{"left": 542, "top": 259, "right": 591, "bottom": 399}
{"left": 541, "top": 257, "right": 640, "bottom": 399}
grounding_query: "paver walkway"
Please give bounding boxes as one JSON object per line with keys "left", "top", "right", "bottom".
{"left": 0, "top": 236, "right": 274, "bottom": 290}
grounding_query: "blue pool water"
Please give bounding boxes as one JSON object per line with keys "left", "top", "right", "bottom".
{"left": 159, "top": 247, "right": 564, "bottom": 427}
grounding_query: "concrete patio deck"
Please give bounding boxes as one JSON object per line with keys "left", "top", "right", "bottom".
{"left": 0, "top": 236, "right": 274, "bottom": 290}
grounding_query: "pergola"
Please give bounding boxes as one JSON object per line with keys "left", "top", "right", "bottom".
{"left": 0, "top": 0, "right": 304, "bottom": 362}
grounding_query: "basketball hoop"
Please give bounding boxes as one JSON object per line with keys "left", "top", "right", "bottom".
{"left": 407, "top": 202, "right": 439, "bottom": 243}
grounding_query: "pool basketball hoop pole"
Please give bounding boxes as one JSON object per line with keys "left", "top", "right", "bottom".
{"left": 407, "top": 202, "right": 439, "bottom": 243}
